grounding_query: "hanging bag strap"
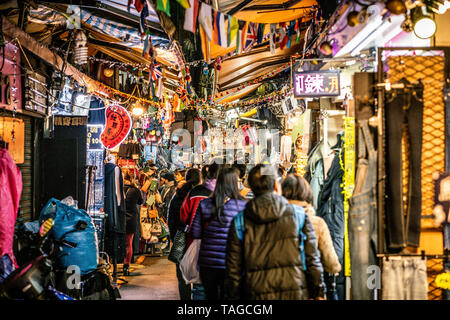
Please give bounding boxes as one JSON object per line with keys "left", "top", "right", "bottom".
{"left": 292, "top": 204, "right": 307, "bottom": 271}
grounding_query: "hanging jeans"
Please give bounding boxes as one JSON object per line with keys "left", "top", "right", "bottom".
{"left": 385, "top": 80, "right": 424, "bottom": 249}
{"left": 349, "top": 120, "right": 378, "bottom": 300}
{"left": 381, "top": 257, "right": 428, "bottom": 300}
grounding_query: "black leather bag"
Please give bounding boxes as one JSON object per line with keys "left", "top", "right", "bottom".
{"left": 168, "top": 225, "right": 188, "bottom": 264}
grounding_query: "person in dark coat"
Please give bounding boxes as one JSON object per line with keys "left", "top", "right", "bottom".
{"left": 167, "top": 168, "right": 202, "bottom": 300}
{"left": 159, "top": 172, "right": 177, "bottom": 220}
{"left": 123, "top": 172, "right": 143, "bottom": 276}
{"left": 168, "top": 169, "right": 201, "bottom": 242}
{"left": 190, "top": 166, "right": 247, "bottom": 300}
{"left": 316, "top": 149, "right": 345, "bottom": 300}
{"left": 180, "top": 163, "right": 222, "bottom": 300}
{"left": 225, "top": 164, "right": 325, "bottom": 300}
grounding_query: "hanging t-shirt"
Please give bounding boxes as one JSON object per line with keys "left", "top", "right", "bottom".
{"left": 88, "top": 97, "right": 106, "bottom": 126}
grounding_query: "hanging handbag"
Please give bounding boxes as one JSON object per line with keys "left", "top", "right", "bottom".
{"left": 151, "top": 218, "right": 162, "bottom": 234}
{"left": 140, "top": 219, "right": 152, "bottom": 240}
{"left": 140, "top": 205, "right": 152, "bottom": 240}
{"left": 140, "top": 205, "right": 149, "bottom": 221}
{"left": 148, "top": 207, "right": 158, "bottom": 218}
{"left": 168, "top": 225, "right": 188, "bottom": 264}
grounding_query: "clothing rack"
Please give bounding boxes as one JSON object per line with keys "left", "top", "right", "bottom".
{"left": 377, "top": 250, "right": 450, "bottom": 261}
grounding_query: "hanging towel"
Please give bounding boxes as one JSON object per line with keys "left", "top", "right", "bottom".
{"left": 183, "top": 0, "right": 199, "bottom": 33}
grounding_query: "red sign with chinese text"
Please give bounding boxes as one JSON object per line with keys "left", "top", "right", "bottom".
{"left": 0, "top": 43, "right": 22, "bottom": 112}
{"left": 293, "top": 70, "right": 340, "bottom": 98}
{"left": 100, "top": 105, "right": 132, "bottom": 149}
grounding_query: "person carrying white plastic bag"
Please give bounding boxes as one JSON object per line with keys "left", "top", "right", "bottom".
{"left": 179, "top": 239, "right": 202, "bottom": 285}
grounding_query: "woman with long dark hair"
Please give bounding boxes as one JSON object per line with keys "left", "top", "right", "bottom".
{"left": 123, "top": 172, "right": 143, "bottom": 276}
{"left": 167, "top": 168, "right": 202, "bottom": 300}
{"left": 190, "top": 166, "right": 247, "bottom": 300}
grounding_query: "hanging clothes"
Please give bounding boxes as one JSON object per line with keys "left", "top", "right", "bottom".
{"left": 88, "top": 97, "right": 106, "bottom": 126}
{"left": 348, "top": 120, "right": 378, "bottom": 300}
{"left": 0, "top": 148, "right": 22, "bottom": 268}
{"left": 385, "top": 79, "right": 424, "bottom": 249}
{"left": 316, "top": 149, "right": 345, "bottom": 300}
{"left": 305, "top": 140, "right": 325, "bottom": 210}
{"left": 104, "top": 163, "right": 126, "bottom": 262}
{"left": 381, "top": 257, "right": 428, "bottom": 300}
{"left": 280, "top": 135, "right": 292, "bottom": 164}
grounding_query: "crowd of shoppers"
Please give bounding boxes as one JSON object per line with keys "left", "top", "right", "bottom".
{"left": 161, "top": 161, "right": 341, "bottom": 301}
{"left": 119, "top": 158, "right": 341, "bottom": 300}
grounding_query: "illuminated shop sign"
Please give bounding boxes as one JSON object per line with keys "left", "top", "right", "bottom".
{"left": 293, "top": 70, "right": 340, "bottom": 97}
{"left": 100, "top": 105, "right": 132, "bottom": 149}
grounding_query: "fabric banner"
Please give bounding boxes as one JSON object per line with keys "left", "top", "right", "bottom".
{"left": 279, "top": 22, "right": 288, "bottom": 50}
{"left": 213, "top": 11, "right": 227, "bottom": 48}
{"left": 235, "top": 20, "right": 247, "bottom": 54}
{"left": 269, "top": 24, "right": 277, "bottom": 54}
{"left": 257, "top": 23, "right": 265, "bottom": 44}
{"left": 244, "top": 22, "right": 257, "bottom": 53}
{"left": 176, "top": 0, "right": 190, "bottom": 9}
{"left": 227, "top": 15, "right": 238, "bottom": 47}
{"left": 198, "top": 2, "right": 213, "bottom": 41}
{"left": 183, "top": 0, "right": 199, "bottom": 33}
{"left": 156, "top": 0, "right": 171, "bottom": 16}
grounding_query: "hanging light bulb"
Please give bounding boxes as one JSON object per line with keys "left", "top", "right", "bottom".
{"left": 132, "top": 101, "right": 144, "bottom": 116}
{"left": 347, "top": 11, "right": 360, "bottom": 27}
{"left": 319, "top": 40, "right": 334, "bottom": 56}
{"left": 73, "top": 30, "right": 88, "bottom": 65}
{"left": 386, "top": 0, "right": 407, "bottom": 15}
{"left": 412, "top": 6, "right": 437, "bottom": 39}
{"left": 103, "top": 67, "right": 114, "bottom": 78}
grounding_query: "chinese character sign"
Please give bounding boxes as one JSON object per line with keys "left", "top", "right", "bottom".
{"left": 294, "top": 71, "right": 340, "bottom": 97}
{"left": 100, "top": 105, "right": 132, "bottom": 149}
{"left": 87, "top": 125, "right": 104, "bottom": 150}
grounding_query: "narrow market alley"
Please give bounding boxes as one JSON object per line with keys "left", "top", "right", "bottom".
{"left": 119, "top": 257, "right": 179, "bottom": 300}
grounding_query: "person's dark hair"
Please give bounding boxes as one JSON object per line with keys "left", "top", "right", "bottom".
{"left": 248, "top": 164, "right": 279, "bottom": 196}
{"left": 162, "top": 172, "right": 176, "bottom": 183}
{"left": 278, "top": 166, "right": 285, "bottom": 178}
{"left": 232, "top": 163, "right": 247, "bottom": 180}
{"left": 201, "top": 165, "right": 208, "bottom": 181}
{"left": 177, "top": 168, "right": 201, "bottom": 196}
{"left": 124, "top": 172, "right": 138, "bottom": 189}
{"left": 204, "top": 162, "right": 221, "bottom": 180}
{"left": 211, "top": 167, "right": 245, "bottom": 224}
{"left": 281, "top": 174, "right": 314, "bottom": 204}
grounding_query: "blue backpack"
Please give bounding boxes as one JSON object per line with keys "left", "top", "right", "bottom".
{"left": 234, "top": 204, "right": 307, "bottom": 270}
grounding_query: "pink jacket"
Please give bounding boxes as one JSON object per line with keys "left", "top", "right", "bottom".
{"left": 0, "top": 148, "right": 22, "bottom": 261}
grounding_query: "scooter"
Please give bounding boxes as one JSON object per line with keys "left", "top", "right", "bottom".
{"left": 0, "top": 218, "right": 75, "bottom": 300}
{"left": 2, "top": 219, "right": 118, "bottom": 300}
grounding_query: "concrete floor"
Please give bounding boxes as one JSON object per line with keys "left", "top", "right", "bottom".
{"left": 118, "top": 256, "right": 180, "bottom": 300}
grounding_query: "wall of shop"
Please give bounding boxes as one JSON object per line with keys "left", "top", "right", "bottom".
{"left": 435, "top": 11, "right": 450, "bottom": 46}
{"left": 38, "top": 124, "right": 87, "bottom": 212}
